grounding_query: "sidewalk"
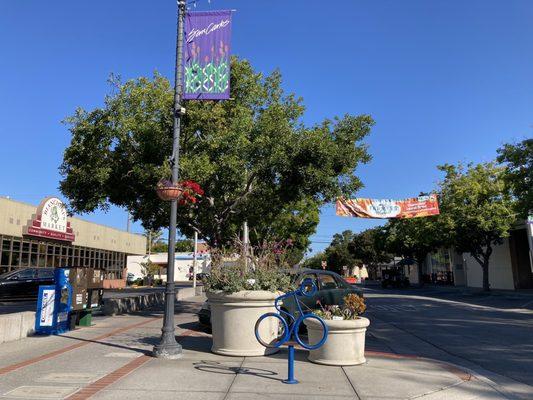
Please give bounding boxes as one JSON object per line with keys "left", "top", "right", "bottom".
{"left": 0, "top": 297, "right": 514, "bottom": 399}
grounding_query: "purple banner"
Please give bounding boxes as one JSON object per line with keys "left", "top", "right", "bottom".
{"left": 183, "top": 10, "right": 232, "bottom": 100}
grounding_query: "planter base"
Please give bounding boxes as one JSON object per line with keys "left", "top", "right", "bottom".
{"left": 211, "top": 347, "right": 279, "bottom": 357}
{"left": 308, "top": 357, "right": 366, "bottom": 366}
{"left": 207, "top": 290, "right": 282, "bottom": 357}
{"left": 305, "top": 317, "right": 370, "bottom": 367}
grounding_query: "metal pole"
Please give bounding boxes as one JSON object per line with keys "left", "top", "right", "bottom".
{"left": 283, "top": 345, "right": 298, "bottom": 384}
{"left": 193, "top": 231, "right": 198, "bottom": 290}
{"left": 243, "top": 221, "right": 249, "bottom": 271}
{"left": 153, "top": 0, "right": 186, "bottom": 359}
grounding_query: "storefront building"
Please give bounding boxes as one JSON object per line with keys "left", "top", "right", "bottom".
{"left": 422, "top": 222, "right": 533, "bottom": 290}
{"left": 0, "top": 197, "right": 145, "bottom": 288}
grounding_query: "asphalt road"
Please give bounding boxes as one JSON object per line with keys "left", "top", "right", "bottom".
{"left": 363, "top": 285, "right": 533, "bottom": 399}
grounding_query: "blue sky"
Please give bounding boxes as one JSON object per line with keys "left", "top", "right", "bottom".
{"left": 1, "top": 1, "right": 531, "bottom": 255}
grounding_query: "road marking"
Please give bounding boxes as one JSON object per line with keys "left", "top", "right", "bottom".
{"left": 0, "top": 317, "right": 161, "bottom": 377}
{"left": 520, "top": 299, "right": 533, "bottom": 309}
{"left": 369, "top": 305, "right": 418, "bottom": 312}
{"left": 365, "top": 294, "right": 533, "bottom": 314}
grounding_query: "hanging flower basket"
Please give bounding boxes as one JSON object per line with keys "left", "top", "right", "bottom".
{"left": 156, "top": 179, "right": 204, "bottom": 203}
{"left": 156, "top": 180, "right": 183, "bottom": 201}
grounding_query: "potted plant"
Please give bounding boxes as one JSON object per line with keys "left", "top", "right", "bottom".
{"left": 305, "top": 293, "right": 369, "bottom": 366}
{"left": 204, "top": 241, "right": 292, "bottom": 356}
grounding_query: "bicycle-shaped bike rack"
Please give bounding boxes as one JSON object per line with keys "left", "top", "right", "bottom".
{"left": 254, "top": 279, "right": 328, "bottom": 384}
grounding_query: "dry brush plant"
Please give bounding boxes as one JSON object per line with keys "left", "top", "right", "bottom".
{"left": 315, "top": 293, "right": 366, "bottom": 320}
{"left": 203, "top": 238, "right": 293, "bottom": 293}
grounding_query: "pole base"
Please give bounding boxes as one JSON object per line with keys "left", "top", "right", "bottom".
{"left": 282, "top": 379, "right": 299, "bottom": 384}
{"left": 152, "top": 342, "right": 183, "bottom": 359}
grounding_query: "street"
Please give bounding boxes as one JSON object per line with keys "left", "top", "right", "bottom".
{"left": 0, "top": 293, "right": 522, "bottom": 400}
{"left": 363, "top": 285, "right": 533, "bottom": 399}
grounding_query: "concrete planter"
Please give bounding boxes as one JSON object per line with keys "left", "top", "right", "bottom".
{"left": 206, "top": 290, "right": 281, "bottom": 356}
{"left": 305, "top": 317, "right": 370, "bottom": 366}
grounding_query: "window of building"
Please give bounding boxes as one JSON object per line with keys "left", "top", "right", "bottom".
{"left": 0, "top": 233, "right": 134, "bottom": 282}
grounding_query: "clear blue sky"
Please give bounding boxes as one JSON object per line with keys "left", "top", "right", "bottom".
{"left": 1, "top": 1, "right": 531, "bottom": 255}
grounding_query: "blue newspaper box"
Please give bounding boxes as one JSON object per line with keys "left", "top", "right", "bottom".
{"left": 35, "top": 268, "right": 72, "bottom": 335}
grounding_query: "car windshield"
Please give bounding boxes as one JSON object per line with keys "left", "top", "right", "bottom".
{"left": 0, "top": 270, "right": 19, "bottom": 280}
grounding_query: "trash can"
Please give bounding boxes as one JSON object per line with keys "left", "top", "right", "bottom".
{"left": 78, "top": 310, "right": 92, "bottom": 327}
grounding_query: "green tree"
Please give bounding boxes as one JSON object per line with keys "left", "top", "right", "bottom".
{"left": 144, "top": 229, "right": 163, "bottom": 254}
{"left": 252, "top": 198, "right": 320, "bottom": 266}
{"left": 175, "top": 239, "right": 194, "bottom": 252}
{"left": 60, "top": 58, "right": 373, "bottom": 249}
{"left": 323, "top": 230, "right": 359, "bottom": 274}
{"left": 348, "top": 227, "right": 391, "bottom": 269}
{"left": 302, "top": 251, "right": 326, "bottom": 270}
{"left": 438, "top": 163, "right": 515, "bottom": 291}
{"left": 497, "top": 139, "right": 533, "bottom": 219}
{"left": 384, "top": 216, "right": 445, "bottom": 286}
{"left": 140, "top": 259, "right": 161, "bottom": 286}
{"left": 151, "top": 241, "right": 168, "bottom": 253}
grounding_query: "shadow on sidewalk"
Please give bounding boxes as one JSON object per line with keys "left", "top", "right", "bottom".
{"left": 193, "top": 360, "right": 282, "bottom": 382}
{"left": 53, "top": 334, "right": 153, "bottom": 355}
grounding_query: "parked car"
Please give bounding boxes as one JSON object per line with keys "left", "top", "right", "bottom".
{"left": 197, "top": 269, "right": 363, "bottom": 329}
{"left": 0, "top": 268, "right": 55, "bottom": 300}
{"left": 381, "top": 268, "right": 410, "bottom": 288}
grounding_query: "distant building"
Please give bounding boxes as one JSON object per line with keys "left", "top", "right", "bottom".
{"left": 420, "top": 222, "right": 533, "bottom": 290}
{"left": 127, "top": 251, "right": 211, "bottom": 282}
{"left": 0, "top": 197, "right": 145, "bottom": 288}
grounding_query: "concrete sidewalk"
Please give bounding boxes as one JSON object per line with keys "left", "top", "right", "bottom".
{"left": 0, "top": 297, "right": 514, "bottom": 399}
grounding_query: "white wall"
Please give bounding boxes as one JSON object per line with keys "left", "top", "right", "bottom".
{"left": 464, "top": 238, "right": 515, "bottom": 290}
{"left": 451, "top": 251, "right": 466, "bottom": 286}
{"left": 408, "top": 265, "right": 419, "bottom": 284}
{"left": 126, "top": 252, "right": 211, "bottom": 282}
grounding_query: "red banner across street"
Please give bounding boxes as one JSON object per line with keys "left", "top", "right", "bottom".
{"left": 336, "top": 195, "right": 440, "bottom": 219}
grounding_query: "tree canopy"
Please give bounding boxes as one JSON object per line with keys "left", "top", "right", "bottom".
{"left": 60, "top": 58, "right": 373, "bottom": 250}
{"left": 303, "top": 230, "right": 359, "bottom": 274}
{"left": 497, "top": 139, "right": 533, "bottom": 219}
{"left": 383, "top": 215, "right": 445, "bottom": 284}
{"left": 348, "top": 227, "right": 391, "bottom": 267}
{"left": 438, "top": 162, "right": 515, "bottom": 290}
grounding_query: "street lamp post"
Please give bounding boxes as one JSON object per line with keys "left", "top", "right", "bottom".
{"left": 153, "top": 0, "right": 187, "bottom": 359}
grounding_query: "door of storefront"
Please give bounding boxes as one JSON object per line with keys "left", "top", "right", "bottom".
{"left": 510, "top": 228, "right": 533, "bottom": 289}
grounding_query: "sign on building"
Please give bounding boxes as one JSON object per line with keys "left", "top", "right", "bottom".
{"left": 24, "top": 197, "right": 75, "bottom": 242}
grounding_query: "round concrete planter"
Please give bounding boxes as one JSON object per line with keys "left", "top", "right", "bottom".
{"left": 206, "top": 290, "right": 281, "bottom": 357}
{"left": 305, "top": 317, "right": 370, "bottom": 366}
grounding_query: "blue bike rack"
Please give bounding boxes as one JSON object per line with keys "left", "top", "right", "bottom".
{"left": 255, "top": 279, "right": 328, "bottom": 384}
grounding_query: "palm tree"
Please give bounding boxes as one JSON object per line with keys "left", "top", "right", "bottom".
{"left": 144, "top": 229, "right": 163, "bottom": 255}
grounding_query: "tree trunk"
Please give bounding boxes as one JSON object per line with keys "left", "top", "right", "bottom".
{"left": 482, "top": 260, "right": 490, "bottom": 291}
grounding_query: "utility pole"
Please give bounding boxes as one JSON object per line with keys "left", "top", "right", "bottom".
{"left": 243, "top": 221, "right": 249, "bottom": 271}
{"left": 192, "top": 231, "right": 198, "bottom": 290}
{"left": 153, "top": 0, "right": 186, "bottom": 359}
